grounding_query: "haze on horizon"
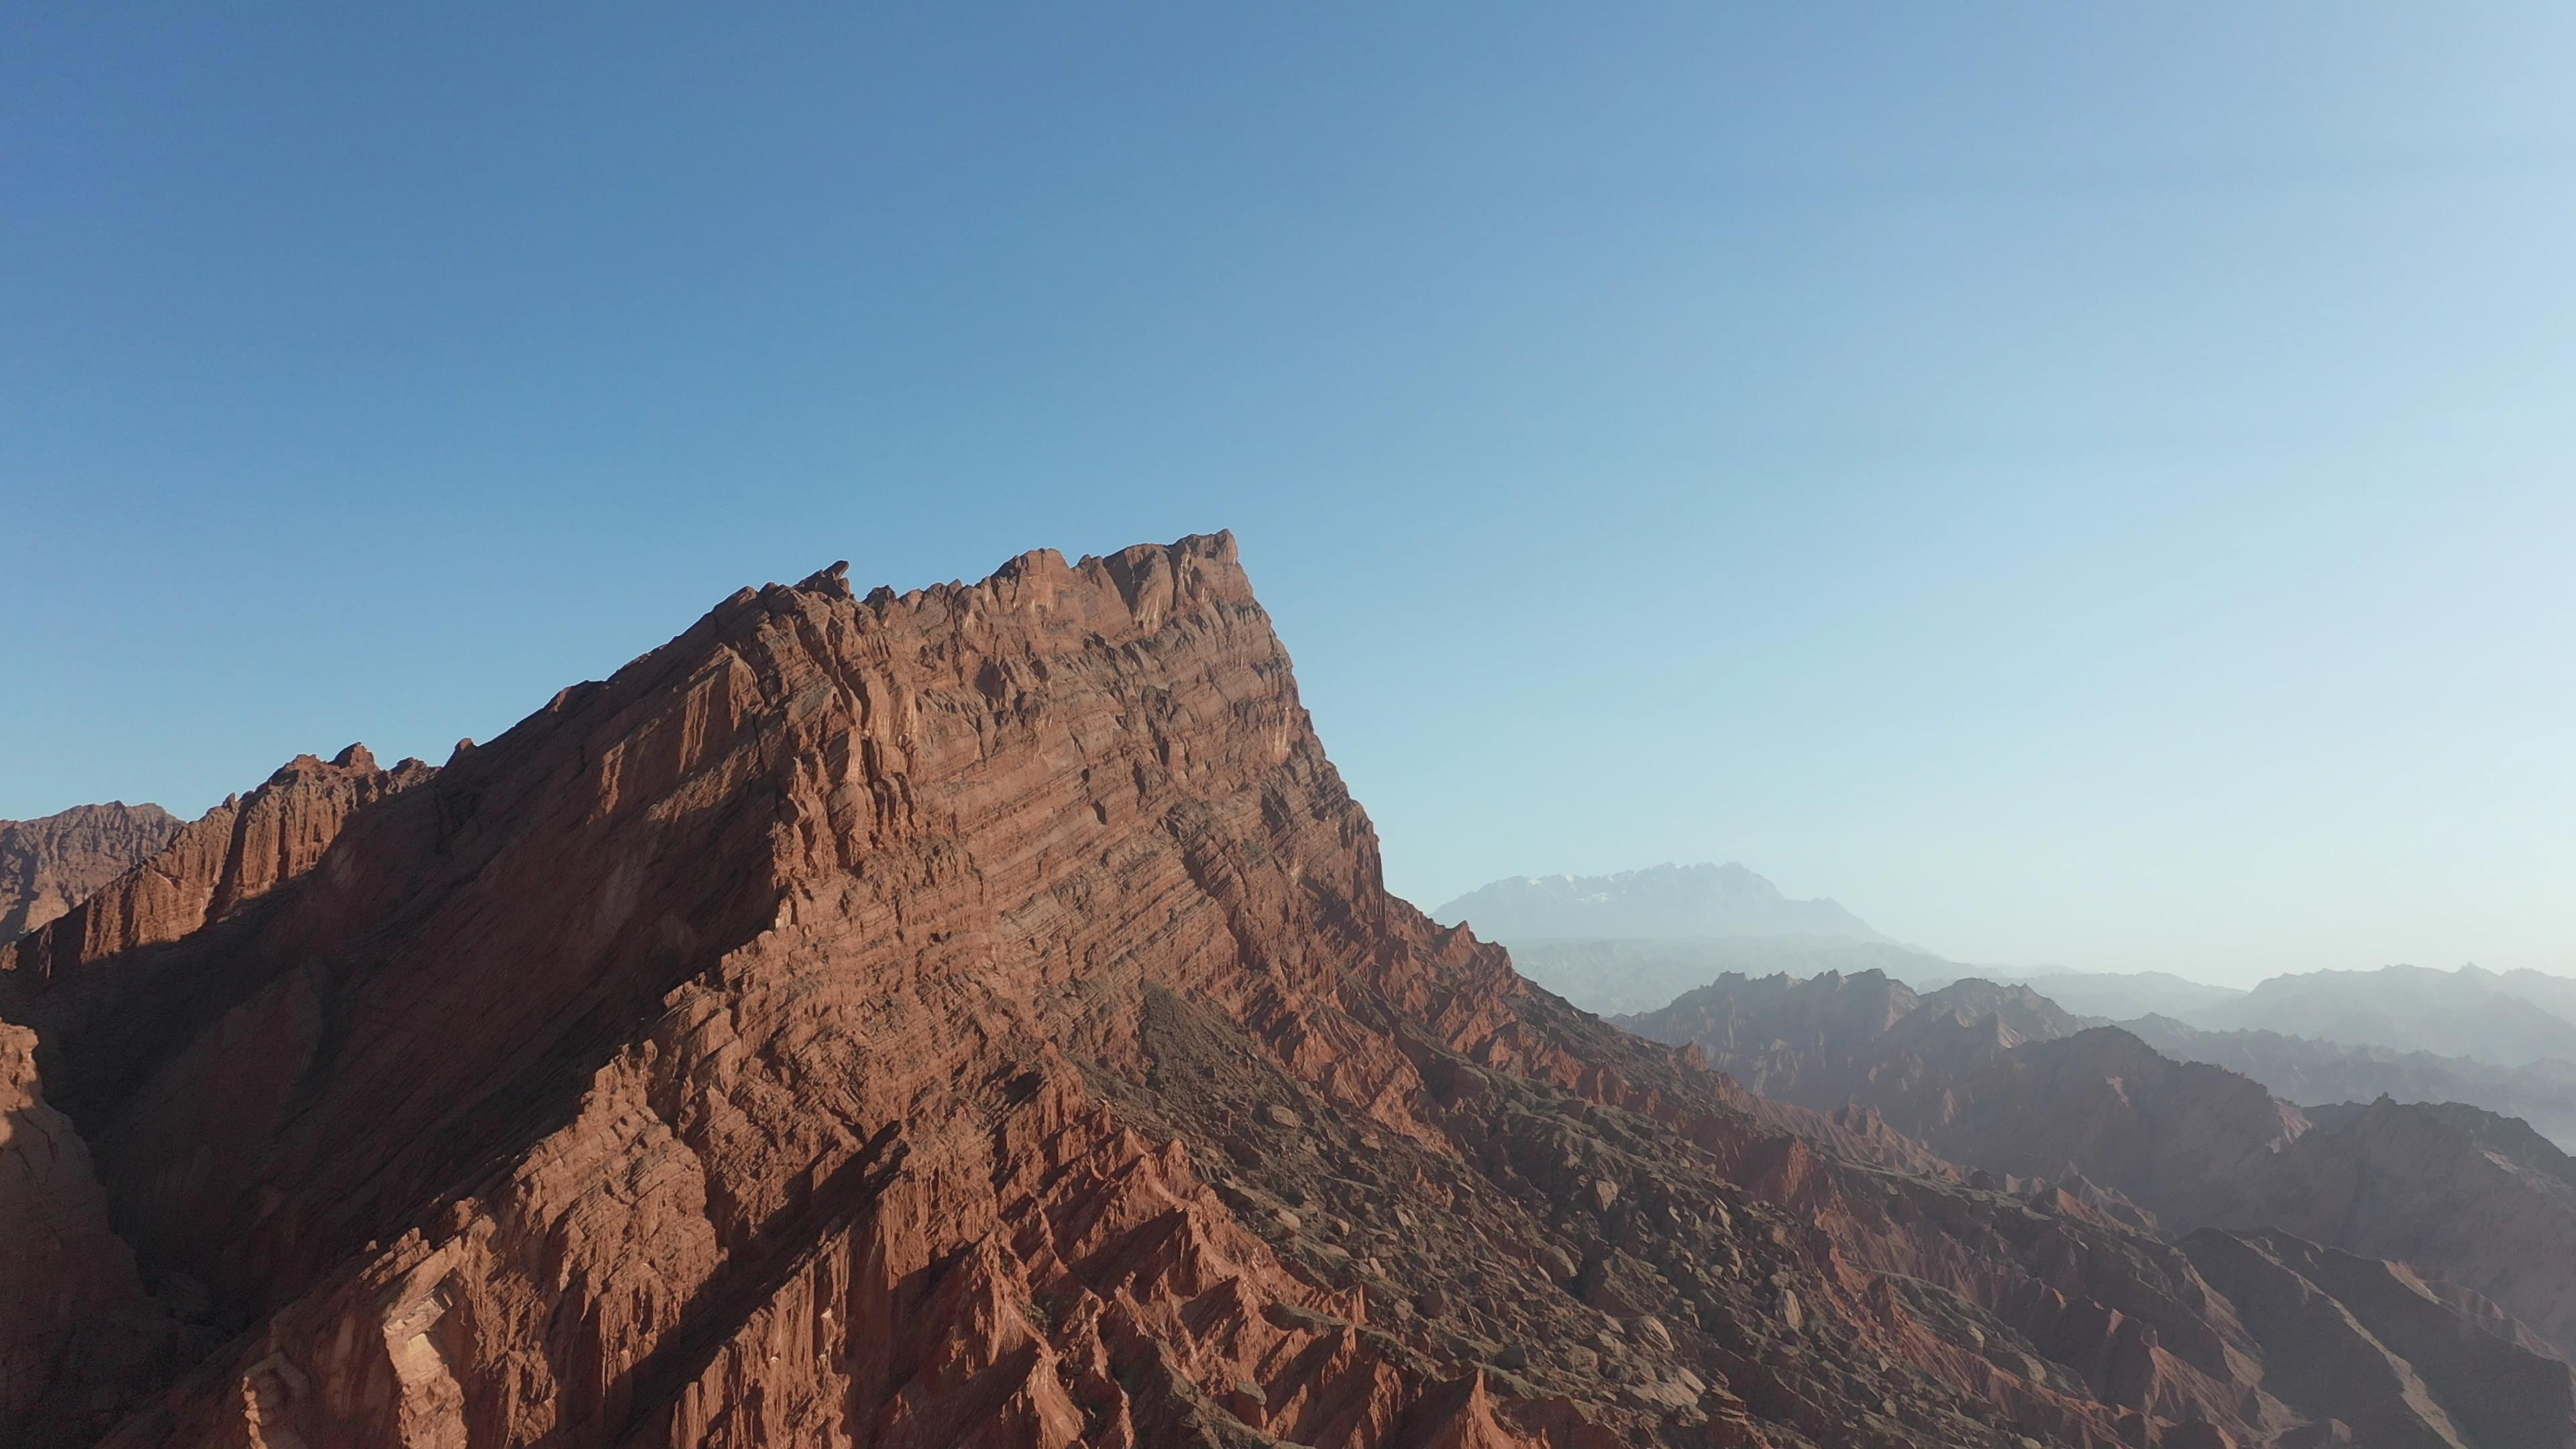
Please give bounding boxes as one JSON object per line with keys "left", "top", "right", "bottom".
{"left": 5, "top": 6, "right": 2573, "bottom": 990}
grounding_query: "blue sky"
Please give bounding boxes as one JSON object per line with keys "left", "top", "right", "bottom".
{"left": 6, "top": 5, "right": 2573, "bottom": 983}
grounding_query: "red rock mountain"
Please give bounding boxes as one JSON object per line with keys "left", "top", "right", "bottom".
{"left": 2, "top": 535, "right": 2568, "bottom": 1448}
{"left": 0, "top": 802, "right": 182, "bottom": 945}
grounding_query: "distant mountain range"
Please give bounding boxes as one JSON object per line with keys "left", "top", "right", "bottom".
{"left": 1437, "top": 864, "right": 2257, "bottom": 1022}
{"left": 1432, "top": 862, "right": 1882, "bottom": 945}
{"left": 1450, "top": 865, "right": 2576, "bottom": 1161}
{"left": 1497, "top": 936, "right": 1950, "bottom": 1016}
{"left": 1617, "top": 967, "right": 2576, "bottom": 1382}
{"left": 2124, "top": 1015, "right": 2576, "bottom": 1148}
{"left": 2190, "top": 963, "right": 2576, "bottom": 1067}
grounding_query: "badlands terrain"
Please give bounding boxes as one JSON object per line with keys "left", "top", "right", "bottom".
{"left": 3, "top": 534, "right": 2570, "bottom": 1448}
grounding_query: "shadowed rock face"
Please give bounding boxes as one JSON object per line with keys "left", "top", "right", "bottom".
{"left": 0, "top": 535, "right": 2565, "bottom": 1448}
{"left": 0, "top": 803, "right": 182, "bottom": 945}
{"left": 0, "top": 745, "right": 435, "bottom": 988}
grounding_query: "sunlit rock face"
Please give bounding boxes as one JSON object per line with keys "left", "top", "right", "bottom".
{"left": 2, "top": 534, "right": 2567, "bottom": 1449}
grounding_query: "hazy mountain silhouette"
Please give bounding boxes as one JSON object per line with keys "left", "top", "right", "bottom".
{"left": 2188, "top": 963, "right": 2576, "bottom": 1067}
{"left": 1432, "top": 862, "right": 1881, "bottom": 944}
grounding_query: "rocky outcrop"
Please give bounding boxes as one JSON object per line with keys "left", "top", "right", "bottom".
{"left": 3, "top": 535, "right": 2566, "bottom": 1448}
{"left": 0, "top": 745, "right": 433, "bottom": 988}
{"left": 0, "top": 803, "right": 181, "bottom": 945}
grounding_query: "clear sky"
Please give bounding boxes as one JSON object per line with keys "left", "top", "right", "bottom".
{"left": 7, "top": 5, "right": 2573, "bottom": 985}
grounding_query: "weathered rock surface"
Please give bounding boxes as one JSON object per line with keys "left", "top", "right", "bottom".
{"left": 2, "top": 536, "right": 2566, "bottom": 1448}
{"left": 0, "top": 803, "right": 181, "bottom": 945}
{"left": 0, "top": 744, "right": 434, "bottom": 987}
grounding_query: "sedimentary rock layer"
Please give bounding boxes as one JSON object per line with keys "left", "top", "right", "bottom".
{"left": 4, "top": 535, "right": 2565, "bottom": 1448}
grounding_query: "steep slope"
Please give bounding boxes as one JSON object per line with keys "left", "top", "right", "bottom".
{"left": 2192, "top": 965, "right": 2576, "bottom": 1068}
{"left": 2181, "top": 1230, "right": 2576, "bottom": 1449}
{"left": 0, "top": 535, "right": 2557, "bottom": 1448}
{"left": 1432, "top": 864, "right": 1880, "bottom": 946}
{"left": 2125, "top": 1015, "right": 2576, "bottom": 1149}
{"left": 0, "top": 803, "right": 182, "bottom": 945}
{"left": 2220, "top": 1099, "right": 2576, "bottom": 1354}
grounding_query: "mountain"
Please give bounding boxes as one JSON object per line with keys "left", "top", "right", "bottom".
{"left": 1432, "top": 863, "right": 1881, "bottom": 945}
{"left": 2125, "top": 1015, "right": 2576, "bottom": 1150}
{"left": 1615, "top": 969, "right": 2088, "bottom": 1108}
{"left": 3, "top": 533, "right": 2568, "bottom": 1448}
{"left": 2491, "top": 968, "right": 2576, "bottom": 1024}
{"left": 0, "top": 802, "right": 182, "bottom": 945}
{"left": 2190, "top": 965, "right": 2576, "bottom": 1067}
{"left": 1627, "top": 969, "right": 2576, "bottom": 1372}
{"left": 1507, "top": 936, "right": 1951, "bottom": 1016}
{"left": 1911, "top": 967, "right": 2244, "bottom": 1022}
{"left": 1435, "top": 871, "right": 2243, "bottom": 1026}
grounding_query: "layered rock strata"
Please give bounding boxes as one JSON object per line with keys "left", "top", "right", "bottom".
{"left": 1, "top": 535, "right": 2563, "bottom": 1448}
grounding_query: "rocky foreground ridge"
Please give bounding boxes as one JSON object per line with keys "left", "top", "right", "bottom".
{"left": 3, "top": 534, "right": 2570, "bottom": 1448}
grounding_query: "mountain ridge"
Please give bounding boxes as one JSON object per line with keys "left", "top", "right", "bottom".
{"left": 0, "top": 802, "right": 183, "bottom": 946}
{"left": 4, "top": 534, "right": 2566, "bottom": 1448}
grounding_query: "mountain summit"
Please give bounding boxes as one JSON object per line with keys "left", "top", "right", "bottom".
{"left": 1432, "top": 862, "right": 1881, "bottom": 945}
{"left": 4, "top": 535, "right": 2568, "bottom": 1448}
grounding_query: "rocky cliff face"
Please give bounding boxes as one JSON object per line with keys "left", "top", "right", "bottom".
{"left": 2, "top": 535, "right": 2565, "bottom": 1448}
{"left": 0, "top": 803, "right": 182, "bottom": 945}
